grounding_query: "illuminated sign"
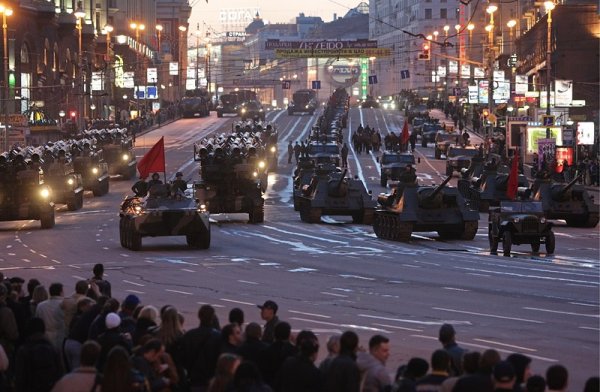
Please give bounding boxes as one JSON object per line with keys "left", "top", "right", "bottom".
{"left": 169, "top": 62, "right": 179, "bottom": 76}
{"left": 468, "top": 85, "right": 478, "bottom": 103}
{"left": 275, "top": 48, "right": 391, "bottom": 58}
{"left": 474, "top": 67, "right": 485, "bottom": 78}
{"left": 219, "top": 8, "right": 259, "bottom": 24}
{"left": 460, "top": 64, "right": 470, "bottom": 79}
{"left": 448, "top": 60, "right": 458, "bottom": 74}
{"left": 147, "top": 68, "right": 157, "bottom": 84}
{"left": 554, "top": 79, "right": 573, "bottom": 107}
{"left": 577, "top": 122, "right": 595, "bottom": 145}
{"left": 526, "top": 127, "right": 562, "bottom": 153}
{"left": 123, "top": 72, "right": 134, "bottom": 88}
{"left": 437, "top": 66, "right": 446, "bottom": 78}
{"left": 266, "top": 39, "right": 378, "bottom": 50}
{"left": 91, "top": 72, "right": 103, "bottom": 91}
{"left": 515, "top": 75, "right": 528, "bottom": 94}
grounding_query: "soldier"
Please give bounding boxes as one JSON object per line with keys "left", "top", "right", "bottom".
{"left": 287, "top": 141, "right": 294, "bottom": 164}
{"left": 171, "top": 172, "right": 187, "bottom": 194}
{"left": 131, "top": 176, "right": 149, "bottom": 197}
{"left": 341, "top": 143, "right": 349, "bottom": 168}
{"left": 148, "top": 172, "right": 163, "bottom": 188}
{"left": 293, "top": 142, "right": 301, "bottom": 163}
{"left": 400, "top": 164, "right": 417, "bottom": 183}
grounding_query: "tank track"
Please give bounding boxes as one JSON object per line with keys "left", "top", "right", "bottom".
{"left": 373, "top": 212, "right": 413, "bottom": 242}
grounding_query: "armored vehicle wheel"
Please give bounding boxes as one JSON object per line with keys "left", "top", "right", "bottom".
{"left": 503, "top": 231, "right": 512, "bottom": 257}
{"left": 380, "top": 173, "right": 387, "bottom": 187}
{"left": 437, "top": 230, "right": 457, "bottom": 240}
{"left": 545, "top": 231, "right": 555, "bottom": 254}
{"left": 119, "top": 217, "right": 127, "bottom": 248}
{"left": 461, "top": 221, "right": 478, "bottom": 240}
{"left": 373, "top": 214, "right": 383, "bottom": 238}
{"left": 362, "top": 209, "right": 374, "bottom": 225}
{"left": 446, "top": 166, "right": 453, "bottom": 176}
{"left": 248, "top": 203, "right": 264, "bottom": 224}
{"left": 396, "top": 221, "right": 413, "bottom": 242}
{"left": 187, "top": 228, "right": 210, "bottom": 249}
{"left": 531, "top": 239, "right": 540, "bottom": 253}
{"left": 40, "top": 211, "right": 55, "bottom": 229}
{"left": 488, "top": 228, "right": 498, "bottom": 254}
{"left": 421, "top": 139, "right": 427, "bottom": 148}
{"left": 128, "top": 226, "right": 142, "bottom": 251}
{"left": 67, "top": 192, "right": 84, "bottom": 211}
{"left": 435, "top": 149, "right": 441, "bottom": 159}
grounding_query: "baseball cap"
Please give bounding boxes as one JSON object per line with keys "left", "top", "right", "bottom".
{"left": 257, "top": 300, "right": 278, "bottom": 313}
{"left": 105, "top": 312, "right": 121, "bottom": 329}
{"left": 493, "top": 361, "right": 516, "bottom": 383}
{"left": 123, "top": 294, "right": 141, "bottom": 308}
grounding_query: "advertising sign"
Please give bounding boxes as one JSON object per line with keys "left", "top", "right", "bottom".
{"left": 186, "top": 79, "right": 196, "bottom": 90}
{"left": 468, "top": 85, "right": 478, "bottom": 104}
{"left": 146, "top": 86, "right": 158, "bottom": 99}
{"left": 537, "top": 138, "right": 556, "bottom": 170}
{"left": 554, "top": 80, "right": 573, "bottom": 107}
{"left": 437, "top": 65, "right": 446, "bottom": 77}
{"left": 474, "top": 67, "right": 485, "bottom": 78}
{"left": 562, "top": 128, "right": 574, "bottom": 146}
{"left": 515, "top": 75, "right": 528, "bottom": 94}
{"left": 123, "top": 72, "right": 135, "bottom": 88}
{"left": 527, "top": 127, "right": 562, "bottom": 154}
{"left": 147, "top": 68, "right": 157, "bottom": 83}
{"left": 266, "top": 39, "right": 378, "bottom": 50}
{"left": 91, "top": 72, "right": 103, "bottom": 91}
{"left": 187, "top": 68, "right": 196, "bottom": 79}
{"left": 460, "top": 64, "right": 470, "bottom": 79}
{"left": 478, "top": 80, "right": 489, "bottom": 104}
{"left": 169, "top": 62, "right": 179, "bottom": 76}
{"left": 576, "top": 122, "right": 595, "bottom": 145}
{"left": 493, "top": 80, "right": 510, "bottom": 103}
{"left": 555, "top": 147, "right": 573, "bottom": 173}
{"left": 493, "top": 70, "right": 505, "bottom": 82}
{"left": 448, "top": 60, "right": 458, "bottom": 74}
{"left": 274, "top": 48, "right": 391, "bottom": 58}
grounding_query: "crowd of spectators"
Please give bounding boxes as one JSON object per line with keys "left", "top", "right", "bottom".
{"left": 0, "top": 266, "right": 597, "bottom": 392}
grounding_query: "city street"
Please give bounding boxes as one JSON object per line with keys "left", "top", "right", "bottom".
{"left": 0, "top": 109, "right": 598, "bottom": 389}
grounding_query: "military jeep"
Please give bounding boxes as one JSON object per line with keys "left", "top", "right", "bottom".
{"left": 488, "top": 201, "right": 555, "bottom": 257}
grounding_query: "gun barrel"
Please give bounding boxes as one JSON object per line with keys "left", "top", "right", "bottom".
{"left": 428, "top": 175, "right": 452, "bottom": 199}
{"left": 561, "top": 174, "right": 582, "bottom": 194}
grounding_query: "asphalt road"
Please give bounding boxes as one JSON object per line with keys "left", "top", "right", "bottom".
{"left": 0, "top": 108, "right": 598, "bottom": 390}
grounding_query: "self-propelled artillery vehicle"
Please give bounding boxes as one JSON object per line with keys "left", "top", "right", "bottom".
{"left": 83, "top": 127, "right": 137, "bottom": 179}
{"left": 40, "top": 142, "right": 84, "bottom": 211}
{"left": 71, "top": 139, "right": 110, "bottom": 196}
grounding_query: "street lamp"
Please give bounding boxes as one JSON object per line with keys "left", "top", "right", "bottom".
{"left": 443, "top": 25, "right": 450, "bottom": 37}
{"left": 0, "top": 4, "right": 12, "bottom": 151}
{"left": 90, "top": 103, "right": 96, "bottom": 119}
{"left": 544, "top": 0, "right": 555, "bottom": 138}
{"left": 155, "top": 24, "right": 163, "bottom": 56}
{"left": 486, "top": 3, "right": 497, "bottom": 141}
{"left": 178, "top": 25, "right": 187, "bottom": 101}
{"left": 74, "top": 2, "right": 86, "bottom": 130}
{"left": 104, "top": 24, "right": 113, "bottom": 120}
{"left": 130, "top": 22, "right": 145, "bottom": 118}
{"left": 507, "top": 19, "right": 516, "bottom": 54}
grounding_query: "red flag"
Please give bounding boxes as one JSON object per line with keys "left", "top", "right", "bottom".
{"left": 137, "top": 136, "right": 165, "bottom": 179}
{"left": 506, "top": 151, "right": 519, "bottom": 200}
{"left": 400, "top": 119, "right": 410, "bottom": 145}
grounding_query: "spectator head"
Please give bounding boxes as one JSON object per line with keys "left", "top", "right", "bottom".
{"left": 0, "top": 283, "right": 7, "bottom": 301}
{"left": 431, "top": 349, "right": 451, "bottom": 373}
{"left": 233, "top": 361, "right": 263, "bottom": 388}
{"left": 92, "top": 263, "right": 104, "bottom": 278}
{"left": 244, "top": 322, "right": 262, "bottom": 341}
{"left": 77, "top": 297, "right": 95, "bottom": 313}
{"left": 140, "top": 338, "right": 164, "bottom": 362}
{"left": 368, "top": 334, "right": 390, "bottom": 365}
{"left": 105, "top": 312, "right": 121, "bottom": 330}
{"left": 399, "top": 357, "right": 429, "bottom": 381}
{"left": 80, "top": 340, "right": 101, "bottom": 367}
{"left": 545, "top": 364, "right": 568, "bottom": 391}
{"left": 325, "top": 334, "right": 341, "bottom": 356}
{"left": 584, "top": 376, "right": 599, "bottom": 392}
{"left": 75, "top": 280, "right": 89, "bottom": 295}
{"left": 229, "top": 307, "right": 244, "bottom": 326}
{"left": 438, "top": 323, "right": 456, "bottom": 345}
{"left": 462, "top": 351, "right": 481, "bottom": 374}
{"left": 198, "top": 304, "right": 216, "bottom": 327}
{"left": 215, "top": 353, "right": 242, "bottom": 379}
{"left": 493, "top": 361, "right": 516, "bottom": 389}
{"left": 222, "top": 323, "right": 243, "bottom": 346}
{"left": 274, "top": 321, "right": 291, "bottom": 341}
{"left": 26, "top": 278, "right": 41, "bottom": 296}
{"left": 25, "top": 317, "right": 46, "bottom": 338}
{"left": 32, "top": 285, "right": 49, "bottom": 304}
{"left": 138, "top": 305, "right": 159, "bottom": 324}
{"left": 103, "top": 298, "right": 120, "bottom": 314}
{"left": 257, "top": 300, "right": 278, "bottom": 321}
{"left": 48, "top": 282, "right": 64, "bottom": 297}
{"left": 506, "top": 353, "right": 532, "bottom": 385}
{"left": 526, "top": 375, "right": 546, "bottom": 392}
{"left": 339, "top": 330, "right": 359, "bottom": 355}
{"left": 9, "top": 277, "right": 24, "bottom": 294}
{"left": 122, "top": 294, "right": 141, "bottom": 312}
{"left": 296, "top": 330, "right": 319, "bottom": 360}
{"left": 479, "top": 349, "right": 502, "bottom": 374}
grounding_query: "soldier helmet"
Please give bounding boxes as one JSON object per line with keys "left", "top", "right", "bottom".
{"left": 152, "top": 172, "right": 160, "bottom": 179}
{"left": 176, "top": 172, "right": 183, "bottom": 178}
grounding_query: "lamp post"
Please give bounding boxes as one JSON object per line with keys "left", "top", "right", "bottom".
{"left": 74, "top": 2, "right": 86, "bottom": 131}
{"left": 467, "top": 23, "right": 474, "bottom": 56}
{"left": 178, "top": 25, "right": 187, "bottom": 102}
{"left": 130, "top": 22, "right": 145, "bottom": 119}
{"left": 104, "top": 24, "right": 113, "bottom": 120}
{"left": 90, "top": 103, "right": 96, "bottom": 119}
{"left": 155, "top": 24, "right": 163, "bottom": 111}
{"left": 195, "top": 25, "right": 201, "bottom": 90}
{"left": 205, "top": 41, "right": 211, "bottom": 97}
{"left": 0, "top": 5, "right": 12, "bottom": 152}
{"left": 544, "top": 0, "right": 555, "bottom": 138}
{"left": 485, "top": 3, "right": 497, "bottom": 142}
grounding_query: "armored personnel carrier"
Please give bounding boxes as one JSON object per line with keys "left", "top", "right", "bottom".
{"left": 193, "top": 130, "right": 266, "bottom": 223}
{"left": 119, "top": 184, "right": 210, "bottom": 250}
{"left": 531, "top": 175, "right": 599, "bottom": 228}
{"left": 373, "top": 175, "right": 479, "bottom": 242}
{"left": 296, "top": 169, "right": 376, "bottom": 224}
{"left": 84, "top": 127, "right": 137, "bottom": 179}
{"left": 488, "top": 200, "right": 555, "bottom": 256}
{"left": 378, "top": 151, "right": 417, "bottom": 187}
{"left": 40, "top": 142, "right": 84, "bottom": 211}
{"left": 0, "top": 151, "right": 55, "bottom": 229}
{"left": 71, "top": 139, "right": 110, "bottom": 196}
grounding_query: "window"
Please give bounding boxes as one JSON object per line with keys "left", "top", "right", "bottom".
{"left": 440, "top": 8, "right": 447, "bottom": 19}
{"left": 425, "top": 9, "right": 432, "bottom": 19}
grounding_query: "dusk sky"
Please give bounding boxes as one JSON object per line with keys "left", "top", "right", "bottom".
{"left": 189, "top": 0, "right": 363, "bottom": 34}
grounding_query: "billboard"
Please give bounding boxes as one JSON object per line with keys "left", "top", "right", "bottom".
{"left": 526, "top": 127, "right": 562, "bottom": 154}
{"left": 554, "top": 80, "right": 573, "bottom": 107}
{"left": 169, "top": 62, "right": 179, "bottom": 76}
{"left": 266, "top": 39, "right": 378, "bottom": 50}
{"left": 275, "top": 48, "right": 391, "bottom": 58}
{"left": 576, "top": 122, "right": 595, "bottom": 145}
{"left": 515, "top": 75, "right": 528, "bottom": 94}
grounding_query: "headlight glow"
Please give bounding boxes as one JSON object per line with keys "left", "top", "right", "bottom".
{"left": 241, "top": 108, "right": 246, "bottom": 113}
{"left": 512, "top": 217, "right": 520, "bottom": 223}
{"left": 134, "top": 206, "right": 143, "bottom": 214}
{"left": 258, "top": 161, "right": 266, "bottom": 169}
{"left": 540, "top": 217, "right": 546, "bottom": 223}
{"left": 270, "top": 146, "right": 276, "bottom": 153}
{"left": 252, "top": 171, "right": 258, "bottom": 177}
{"left": 122, "top": 154, "right": 130, "bottom": 161}
{"left": 92, "top": 167, "right": 99, "bottom": 174}
{"left": 67, "top": 178, "right": 74, "bottom": 185}
{"left": 40, "top": 188, "right": 50, "bottom": 198}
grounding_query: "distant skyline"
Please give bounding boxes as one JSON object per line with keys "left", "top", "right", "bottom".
{"left": 188, "top": 0, "right": 363, "bottom": 35}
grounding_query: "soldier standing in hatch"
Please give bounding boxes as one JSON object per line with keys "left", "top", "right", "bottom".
{"left": 131, "top": 176, "right": 149, "bottom": 197}
{"left": 171, "top": 172, "right": 187, "bottom": 194}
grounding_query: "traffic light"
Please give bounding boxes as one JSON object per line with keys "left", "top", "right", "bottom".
{"left": 418, "top": 42, "right": 431, "bottom": 61}
{"left": 70, "top": 111, "right": 77, "bottom": 120}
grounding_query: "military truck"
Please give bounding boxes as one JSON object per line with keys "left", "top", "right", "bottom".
{"left": 216, "top": 94, "right": 240, "bottom": 117}
{"left": 84, "top": 128, "right": 137, "bottom": 179}
{"left": 296, "top": 169, "right": 376, "bottom": 224}
{"left": 373, "top": 175, "right": 479, "bottom": 242}
{"left": 119, "top": 185, "right": 210, "bottom": 250}
{"left": 307, "top": 142, "right": 341, "bottom": 167}
{"left": 488, "top": 200, "right": 555, "bottom": 256}
{"left": 193, "top": 130, "right": 266, "bottom": 223}
{"left": 40, "top": 143, "right": 84, "bottom": 211}
{"left": 445, "top": 145, "right": 480, "bottom": 176}
{"left": 378, "top": 151, "right": 417, "bottom": 187}
{"left": 71, "top": 139, "right": 110, "bottom": 196}
{"left": 531, "top": 175, "right": 599, "bottom": 228}
{"left": 288, "top": 89, "right": 318, "bottom": 115}
{"left": 181, "top": 95, "right": 210, "bottom": 118}
{"left": 0, "top": 152, "right": 55, "bottom": 229}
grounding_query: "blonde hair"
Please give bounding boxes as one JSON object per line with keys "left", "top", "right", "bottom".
{"left": 157, "top": 306, "right": 184, "bottom": 347}
{"left": 138, "top": 305, "right": 159, "bottom": 323}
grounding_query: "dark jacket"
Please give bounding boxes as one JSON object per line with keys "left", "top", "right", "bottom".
{"left": 96, "top": 328, "right": 133, "bottom": 371}
{"left": 276, "top": 354, "right": 323, "bottom": 392}
{"left": 15, "top": 333, "right": 64, "bottom": 392}
{"left": 322, "top": 351, "right": 360, "bottom": 392}
{"left": 239, "top": 337, "right": 268, "bottom": 365}
{"left": 261, "top": 316, "right": 279, "bottom": 344}
{"left": 259, "top": 340, "right": 298, "bottom": 387}
{"left": 181, "top": 325, "right": 221, "bottom": 387}
{"left": 132, "top": 353, "right": 168, "bottom": 392}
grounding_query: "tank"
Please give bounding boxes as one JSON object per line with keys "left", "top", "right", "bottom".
{"left": 40, "top": 143, "right": 84, "bottom": 211}
{"left": 71, "top": 139, "right": 110, "bottom": 196}
{"left": 293, "top": 160, "right": 337, "bottom": 211}
{"left": 373, "top": 175, "right": 479, "bottom": 241}
{"left": 119, "top": 184, "right": 210, "bottom": 250}
{"left": 0, "top": 153, "right": 55, "bottom": 229}
{"left": 84, "top": 128, "right": 137, "bottom": 179}
{"left": 531, "top": 175, "right": 599, "bottom": 227}
{"left": 296, "top": 168, "right": 376, "bottom": 224}
{"left": 193, "top": 128, "right": 267, "bottom": 223}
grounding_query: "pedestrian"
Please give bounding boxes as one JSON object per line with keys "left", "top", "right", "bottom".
{"left": 323, "top": 330, "right": 361, "bottom": 392}
{"left": 208, "top": 353, "right": 241, "bottom": 392}
{"left": 276, "top": 330, "right": 322, "bottom": 391}
{"left": 259, "top": 321, "right": 297, "bottom": 388}
{"left": 0, "top": 283, "right": 19, "bottom": 360}
{"left": 293, "top": 142, "right": 301, "bottom": 163}
{"left": 61, "top": 280, "right": 89, "bottom": 339}
{"left": 219, "top": 323, "right": 243, "bottom": 356}
{"left": 238, "top": 322, "right": 267, "bottom": 366}
{"left": 545, "top": 364, "right": 568, "bottom": 392}
{"left": 51, "top": 340, "right": 101, "bottom": 392}
{"left": 357, "top": 334, "right": 392, "bottom": 392}
{"left": 438, "top": 323, "right": 467, "bottom": 376}
{"left": 415, "top": 349, "right": 451, "bottom": 390}
{"left": 89, "top": 263, "right": 111, "bottom": 298}
{"left": 341, "top": 143, "right": 349, "bottom": 168}
{"left": 228, "top": 308, "right": 244, "bottom": 327}
{"left": 506, "top": 353, "right": 532, "bottom": 392}
{"left": 391, "top": 357, "right": 429, "bottom": 392}
{"left": 589, "top": 159, "right": 599, "bottom": 186}
{"left": 131, "top": 338, "right": 173, "bottom": 392}
{"left": 493, "top": 360, "right": 516, "bottom": 392}
{"left": 257, "top": 300, "right": 280, "bottom": 344}
{"left": 35, "top": 282, "right": 66, "bottom": 351}
{"left": 287, "top": 141, "right": 294, "bottom": 164}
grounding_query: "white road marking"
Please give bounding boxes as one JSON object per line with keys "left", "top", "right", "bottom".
{"left": 123, "top": 280, "right": 145, "bottom": 287}
{"left": 126, "top": 289, "right": 145, "bottom": 294}
{"left": 209, "top": 303, "right": 225, "bottom": 308}
{"left": 39, "top": 254, "right": 47, "bottom": 258}
{"left": 22, "top": 259, "right": 30, "bottom": 263}
{"left": 443, "top": 287, "right": 470, "bottom": 292}
{"left": 433, "top": 307, "right": 544, "bottom": 324}
{"left": 566, "top": 283, "right": 597, "bottom": 288}
{"left": 467, "top": 272, "right": 491, "bottom": 277}
{"left": 456, "top": 266, "right": 599, "bottom": 285}
{"left": 72, "top": 275, "right": 86, "bottom": 280}
{"left": 359, "top": 313, "right": 472, "bottom": 326}
{"left": 52, "top": 259, "right": 61, "bottom": 264}
{"left": 69, "top": 264, "right": 81, "bottom": 269}
{"left": 238, "top": 280, "right": 258, "bottom": 285}
{"left": 289, "top": 267, "right": 318, "bottom": 272}
{"left": 220, "top": 298, "right": 256, "bottom": 306}
{"left": 579, "top": 326, "right": 600, "bottom": 331}
{"left": 288, "top": 310, "right": 331, "bottom": 318}
{"left": 29, "top": 249, "right": 37, "bottom": 254}
{"left": 165, "top": 289, "right": 192, "bottom": 295}
{"left": 569, "top": 302, "right": 598, "bottom": 307}
{"left": 259, "top": 262, "right": 280, "bottom": 266}
{"left": 320, "top": 291, "right": 348, "bottom": 298}
{"left": 262, "top": 225, "right": 347, "bottom": 244}
{"left": 523, "top": 307, "right": 600, "bottom": 318}
{"left": 473, "top": 338, "right": 537, "bottom": 352}
{"left": 181, "top": 269, "right": 196, "bottom": 273}
{"left": 291, "top": 317, "right": 391, "bottom": 333}
{"left": 339, "top": 274, "right": 375, "bottom": 281}
{"left": 372, "top": 323, "right": 423, "bottom": 332}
